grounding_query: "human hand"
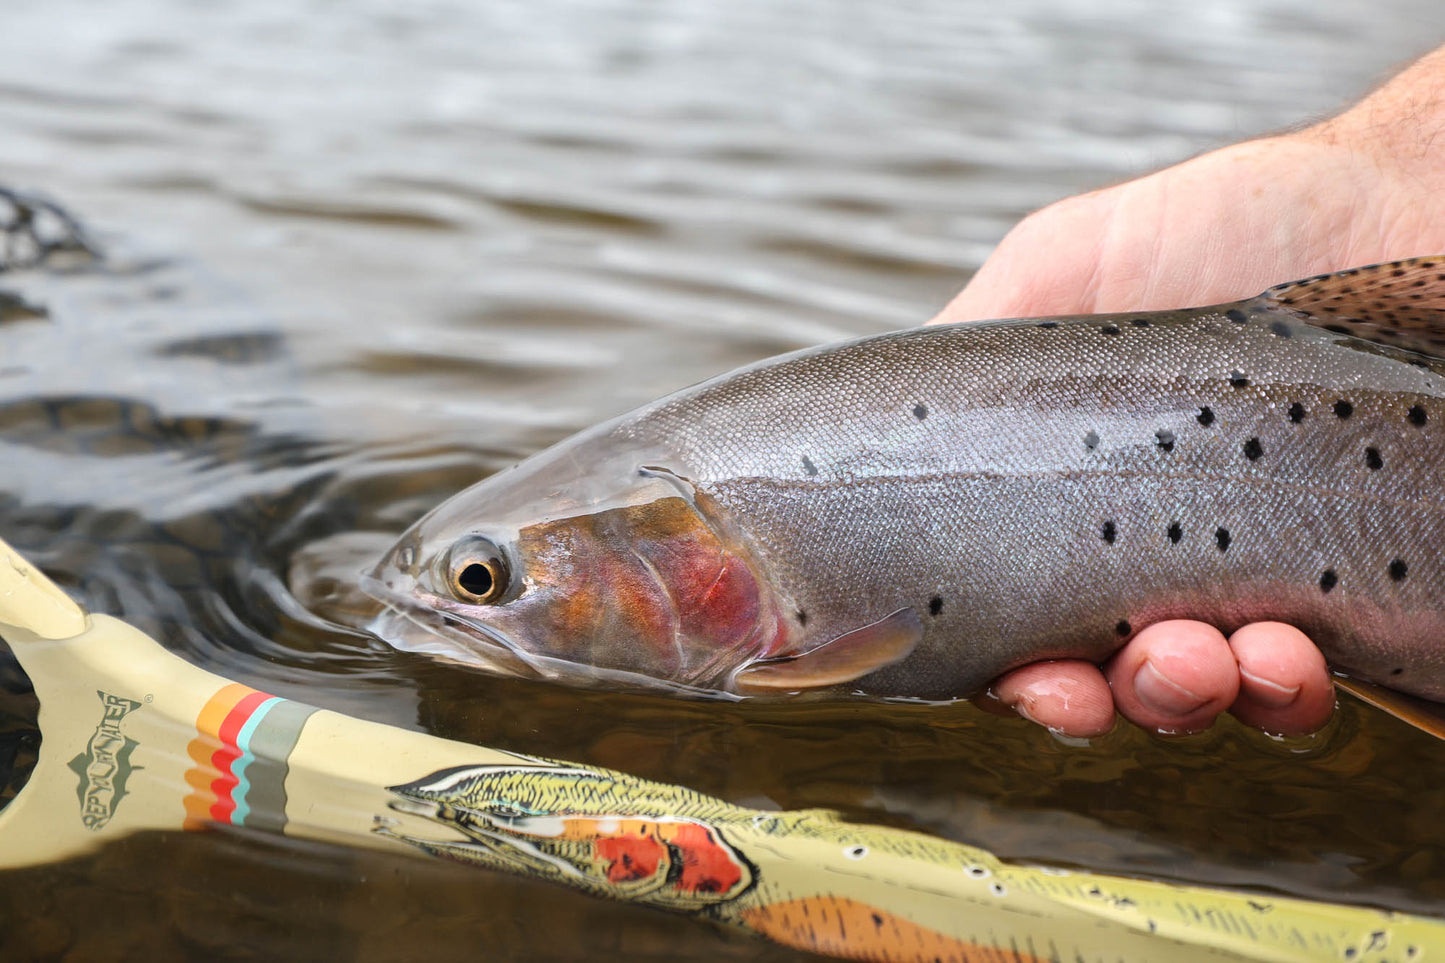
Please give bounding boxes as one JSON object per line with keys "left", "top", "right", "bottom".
{"left": 933, "top": 46, "right": 1445, "bottom": 738}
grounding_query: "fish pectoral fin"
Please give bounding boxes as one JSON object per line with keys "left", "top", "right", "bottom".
{"left": 1333, "top": 675, "right": 1445, "bottom": 740}
{"left": 733, "top": 607, "right": 922, "bottom": 694}
{"left": 1249, "top": 255, "right": 1445, "bottom": 360}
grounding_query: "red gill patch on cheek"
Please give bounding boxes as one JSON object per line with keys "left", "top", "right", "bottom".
{"left": 680, "top": 554, "right": 765, "bottom": 649}
{"left": 628, "top": 499, "right": 780, "bottom": 659}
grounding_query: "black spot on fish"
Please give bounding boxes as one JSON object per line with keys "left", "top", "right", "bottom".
{"left": 1115, "top": 620, "right": 1131, "bottom": 637}
{"left": 1392, "top": 667, "right": 1405, "bottom": 676}
{"left": 1215, "top": 527, "right": 1231, "bottom": 551}
{"left": 1167, "top": 521, "right": 1182, "bottom": 543}
{"left": 1225, "top": 308, "right": 1248, "bottom": 324}
{"left": 1365, "top": 447, "right": 1383, "bottom": 470}
{"left": 1129, "top": 318, "right": 1150, "bottom": 327}
{"left": 1101, "top": 520, "right": 1116, "bottom": 544}
{"left": 796, "top": 609, "right": 808, "bottom": 626}
{"left": 1083, "top": 430, "right": 1100, "bottom": 450}
{"left": 1288, "top": 402, "right": 1306, "bottom": 423}
{"left": 1334, "top": 400, "right": 1354, "bottom": 419}
{"left": 1155, "top": 428, "right": 1175, "bottom": 452}
{"left": 1230, "top": 370, "right": 1250, "bottom": 388}
{"left": 871, "top": 913, "right": 883, "bottom": 927}
{"left": 928, "top": 596, "right": 943, "bottom": 616}
{"left": 1197, "top": 406, "right": 1215, "bottom": 427}
{"left": 1390, "top": 558, "right": 1408, "bottom": 581}
{"left": 1409, "top": 404, "right": 1428, "bottom": 426}
{"left": 1243, "top": 437, "right": 1263, "bottom": 461}
{"left": 1037, "top": 320, "right": 1059, "bottom": 329}
{"left": 912, "top": 403, "right": 928, "bottom": 420}
{"left": 1101, "top": 323, "right": 1121, "bottom": 336}
{"left": 1320, "top": 569, "right": 1338, "bottom": 593}
{"left": 801, "top": 455, "right": 818, "bottom": 476}
{"left": 1269, "top": 320, "right": 1293, "bottom": 338}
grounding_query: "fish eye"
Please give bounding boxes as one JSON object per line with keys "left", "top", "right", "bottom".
{"left": 445, "top": 536, "right": 512, "bottom": 605}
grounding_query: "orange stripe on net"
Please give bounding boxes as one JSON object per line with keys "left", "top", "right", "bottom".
{"left": 740, "top": 895, "right": 1047, "bottom": 963}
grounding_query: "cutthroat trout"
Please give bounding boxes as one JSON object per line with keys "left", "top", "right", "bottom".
{"left": 365, "top": 258, "right": 1445, "bottom": 708}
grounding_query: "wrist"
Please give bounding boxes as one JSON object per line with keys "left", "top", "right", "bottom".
{"left": 1301, "top": 46, "right": 1445, "bottom": 194}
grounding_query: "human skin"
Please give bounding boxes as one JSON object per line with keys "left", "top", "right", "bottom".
{"left": 932, "top": 45, "right": 1445, "bottom": 738}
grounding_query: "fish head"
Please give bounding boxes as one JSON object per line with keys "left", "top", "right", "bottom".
{"left": 364, "top": 444, "right": 792, "bottom": 695}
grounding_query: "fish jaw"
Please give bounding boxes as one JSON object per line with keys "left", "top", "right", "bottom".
{"left": 361, "top": 567, "right": 548, "bottom": 681}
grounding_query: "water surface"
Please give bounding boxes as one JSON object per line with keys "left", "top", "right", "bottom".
{"left": 2, "top": 0, "right": 1444, "bottom": 958}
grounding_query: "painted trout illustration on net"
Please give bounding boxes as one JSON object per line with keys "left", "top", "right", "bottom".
{"left": 364, "top": 257, "right": 1445, "bottom": 725}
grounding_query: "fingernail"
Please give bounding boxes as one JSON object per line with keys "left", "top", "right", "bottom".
{"left": 1239, "top": 668, "right": 1300, "bottom": 709}
{"left": 1135, "top": 660, "right": 1208, "bottom": 716}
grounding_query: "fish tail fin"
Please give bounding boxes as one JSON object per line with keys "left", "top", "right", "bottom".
{"left": 1256, "top": 256, "right": 1445, "bottom": 359}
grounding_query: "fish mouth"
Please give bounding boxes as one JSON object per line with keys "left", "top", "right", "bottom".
{"left": 360, "top": 572, "right": 545, "bottom": 682}
{"left": 360, "top": 570, "right": 745, "bottom": 701}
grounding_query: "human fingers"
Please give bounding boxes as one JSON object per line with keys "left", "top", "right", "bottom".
{"left": 1104, "top": 620, "right": 1240, "bottom": 734}
{"left": 985, "top": 659, "right": 1116, "bottom": 737}
{"left": 1226, "top": 622, "right": 1335, "bottom": 735}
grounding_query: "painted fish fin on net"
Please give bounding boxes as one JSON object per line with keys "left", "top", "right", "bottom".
{"left": 1334, "top": 675, "right": 1445, "bottom": 740}
{"left": 1251, "top": 255, "right": 1445, "bottom": 359}
{"left": 733, "top": 607, "right": 922, "bottom": 694}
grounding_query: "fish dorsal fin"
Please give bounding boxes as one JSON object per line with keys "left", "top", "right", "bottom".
{"left": 733, "top": 607, "right": 922, "bottom": 694}
{"left": 1253, "top": 256, "right": 1445, "bottom": 359}
{"left": 1333, "top": 675, "right": 1445, "bottom": 740}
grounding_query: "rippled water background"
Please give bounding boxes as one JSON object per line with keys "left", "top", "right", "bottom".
{"left": 3, "top": 0, "right": 1445, "bottom": 958}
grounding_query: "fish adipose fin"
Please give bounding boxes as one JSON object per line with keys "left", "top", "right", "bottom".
{"left": 733, "top": 608, "right": 923, "bottom": 694}
{"left": 1253, "top": 255, "right": 1445, "bottom": 359}
{"left": 1333, "top": 675, "right": 1445, "bottom": 741}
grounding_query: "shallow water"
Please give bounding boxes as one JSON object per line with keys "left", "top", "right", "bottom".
{"left": 2, "top": 0, "right": 1445, "bottom": 958}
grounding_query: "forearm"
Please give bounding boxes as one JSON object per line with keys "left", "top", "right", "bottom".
{"left": 1307, "top": 43, "right": 1445, "bottom": 183}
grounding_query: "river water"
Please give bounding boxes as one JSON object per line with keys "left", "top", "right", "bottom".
{"left": 1, "top": 0, "right": 1444, "bottom": 958}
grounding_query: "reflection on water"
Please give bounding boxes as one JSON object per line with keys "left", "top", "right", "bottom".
{"left": 2, "top": 0, "right": 1445, "bottom": 958}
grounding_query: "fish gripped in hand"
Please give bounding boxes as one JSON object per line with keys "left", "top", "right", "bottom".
{"left": 364, "top": 258, "right": 1445, "bottom": 728}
